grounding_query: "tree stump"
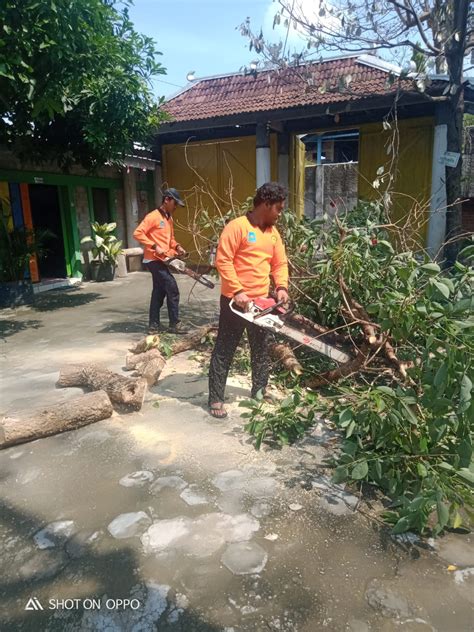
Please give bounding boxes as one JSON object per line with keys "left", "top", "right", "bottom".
{"left": 0, "top": 390, "right": 113, "bottom": 449}
{"left": 57, "top": 364, "right": 147, "bottom": 411}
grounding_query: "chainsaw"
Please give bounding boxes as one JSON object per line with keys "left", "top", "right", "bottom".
{"left": 162, "top": 256, "right": 215, "bottom": 289}
{"left": 229, "top": 297, "right": 350, "bottom": 364}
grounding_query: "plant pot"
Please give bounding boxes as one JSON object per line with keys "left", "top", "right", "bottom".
{"left": 90, "top": 261, "right": 116, "bottom": 282}
{"left": 0, "top": 281, "right": 34, "bottom": 308}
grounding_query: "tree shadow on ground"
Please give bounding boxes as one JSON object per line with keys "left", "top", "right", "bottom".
{"left": 31, "top": 290, "right": 103, "bottom": 313}
{"left": 0, "top": 320, "right": 42, "bottom": 339}
{"left": 0, "top": 500, "right": 223, "bottom": 632}
{"left": 98, "top": 319, "right": 148, "bottom": 334}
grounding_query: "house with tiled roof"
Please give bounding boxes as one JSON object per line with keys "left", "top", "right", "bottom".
{"left": 153, "top": 54, "right": 474, "bottom": 258}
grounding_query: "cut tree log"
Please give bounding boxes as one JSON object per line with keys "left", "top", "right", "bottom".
{"left": 170, "top": 323, "right": 218, "bottom": 355}
{"left": 269, "top": 342, "right": 303, "bottom": 375}
{"left": 0, "top": 390, "right": 113, "bottom": 449}
{"left": 57, "top": 364, "right": 147, "bottom": 411}
{"left": 125, "top": 348, "right": 166, "bottom": 386}
{"left": 129, "top": 334, "right": 160, "bottom": 355}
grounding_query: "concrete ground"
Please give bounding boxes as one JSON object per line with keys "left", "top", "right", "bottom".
{"left": 0, "top": 272, "right": 473, "bottom": 632}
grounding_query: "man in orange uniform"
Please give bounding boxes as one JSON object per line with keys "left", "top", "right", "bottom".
{"left": 208, "top": 182, "right": 289, "bottom": 418}
{"left": 133, "top": 188, "right": 189, "bottom": 334}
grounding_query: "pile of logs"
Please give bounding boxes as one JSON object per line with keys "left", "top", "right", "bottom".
{"left": 0, "top": 324, "right": 218, "bottom": 449}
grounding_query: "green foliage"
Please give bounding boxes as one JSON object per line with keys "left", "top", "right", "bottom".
{"left": 0, "top": 0, "right": 167, "bottom": 167}
{"left": 326, "top": 379, "right": 473, "bottom": 535}
{"left": 0, "top": 216, "right": 54, "bottom": 282}
{"left": 243, "top": 205, "right": 474, "bottom": 535}
{"left": 240, "top": 389, "right": 317, "bottom": 450}
{"left": 81, "top": 221, "right": 122, "bottom": 264}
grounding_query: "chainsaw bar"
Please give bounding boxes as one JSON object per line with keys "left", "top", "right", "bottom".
{"left": 229, "top": 299, "right": 350, "bottom": 364}
{"left": 163, "top": 257, "right": 215, "bottom": 289}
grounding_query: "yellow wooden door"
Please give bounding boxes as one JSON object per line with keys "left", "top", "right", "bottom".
{"left": 359, "top": 117, "right": 434, "bottom": 246}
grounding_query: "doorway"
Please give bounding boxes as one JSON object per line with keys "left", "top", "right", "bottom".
{"left": 29, "top": 184, "right": 67, "bottom": 278}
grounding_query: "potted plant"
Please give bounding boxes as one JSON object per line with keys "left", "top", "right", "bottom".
{"left": 81, "top": 222, "right": 122, "bottom": 282}
{"left": 0, "top": 217, "right": 54, "bottom": 307}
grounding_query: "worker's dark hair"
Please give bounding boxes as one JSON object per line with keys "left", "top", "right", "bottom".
{"left": 253, "top": 182, "right": 287, "bottom": 206}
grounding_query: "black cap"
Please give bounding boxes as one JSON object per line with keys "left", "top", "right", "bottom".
{"left": 163, "top": 187, "right": 185, "bottom": 207}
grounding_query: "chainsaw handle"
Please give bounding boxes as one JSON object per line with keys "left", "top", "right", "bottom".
{"left": 229, "top": 298, "right": 257, "bottom": 316}
{"left": 253, "top": 298, "right": 286, "bottom": 319}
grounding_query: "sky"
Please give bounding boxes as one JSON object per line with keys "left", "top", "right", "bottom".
{"left": 127, "top": 0, "right": 309, "bottom": 99}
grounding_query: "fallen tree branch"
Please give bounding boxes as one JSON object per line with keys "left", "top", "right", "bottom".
{"left": 269, "top": 342, "right": 303, "bottom": 375}
{"left": 305, "top": 343, "right": 370, "bottom": 388}
{"left": 170, "top": 323, "right": 218, "bottom": 355}
{"left": 284, "top": 312, "right": 351, "bottom": 345}
{"left": 57, "top": 364, "right": 147, "bottom": 411}
{"left": 0, "top": 391, "right": 113, "bottom": 449}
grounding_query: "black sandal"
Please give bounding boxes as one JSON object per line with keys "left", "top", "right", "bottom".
{"left": 209, "top": 402, "right": 228, "bottom": 419}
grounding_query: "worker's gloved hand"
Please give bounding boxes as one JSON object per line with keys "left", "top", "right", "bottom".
{"left": 276, "top": 288, "right": 289, "bottom": 307}
{"left": 234, "top": 291, "right": 252, "bottom": 311}
{"left": 176, "top": 245, "right": 187, "bottom": 257}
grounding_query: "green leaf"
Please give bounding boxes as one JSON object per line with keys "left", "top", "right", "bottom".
{"left": 238, "top": 400, "right": 258, "bottom": 409}
{"left": 458, "top": 244, "right": 474, "bottom": 260}
{"left": 417, "top": 462, "right": 428, "bottom": 478}
{"left": 392, "top": 516, "right": 410, "bottom": 534}
{"left": 339, "top": 409, "right": 353, "bottom": 427}
{"left": 432, "top": 280, "right": 450, "bottom": 299}
{"left": 438, "top": 461, "right": 454, "bottom": 471}
{"left": 453, "top": 512, "right": 463, "bottom": 529}
{"left": 436, "top": 500, "right": 449, "bottom": 529}
{"left": 331, "top": 465, "right": 348, "bottom": 484}
{"left": 457, "top": 439, "right": 472, "bottom": 468}
{"left": 375, "top": 386, "right": 396, "bottom": 397}
{"left": 346, "top": 420, "right": 356, "bottom": 438}
{"left": 421, "top": 262, "right": 441, "bottom": 273}
{"left": 457, "top": 468, "right": 474, "bottom": 486}
{"left": 351, "top": 460, "right": 368, "bottom": 480}
{"left": 433, "top": 362, "right": 448, "bottom": 388}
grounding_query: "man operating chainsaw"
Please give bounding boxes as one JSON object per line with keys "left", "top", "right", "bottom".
{"left": 133, "top": 188, "right": 190, "bottom": 334}
{"left": 208, "top": 182, "right": 289, "bottom": 418}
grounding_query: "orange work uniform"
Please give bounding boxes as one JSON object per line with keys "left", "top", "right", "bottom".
{"left": 216, "top": 215, "right": 288, "bottom": 298}
{"left": 133, "top": 210, "right": 180, "bottom": 260}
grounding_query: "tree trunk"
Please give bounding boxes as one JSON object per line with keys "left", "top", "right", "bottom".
{"left": 269, "top": 342, "right": 303, "bottom": 375}
{"left": 57, "top": 364, "right": 147, "bottom": 411}
{"left": 442, "top": 0, "right": 470, "bottom": 265}
{"left": 125, "top": 348, "right": 166, "bottom": 386}
{"left": 0, "top": 390, "right": 113, "bottom": 449}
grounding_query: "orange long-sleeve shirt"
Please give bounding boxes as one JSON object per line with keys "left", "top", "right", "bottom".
{"left": 216, "top": 215, "right": 288, "bottom": 298}
{"left": 133, "top": 209, "right": 180, "bottom": 260}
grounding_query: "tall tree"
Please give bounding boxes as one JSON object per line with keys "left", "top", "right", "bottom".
{"left": 242, "top": 0, "right": 473, "bottom": 262}
{"left": 0, "top": 0, "right": 167, "bottom": 168}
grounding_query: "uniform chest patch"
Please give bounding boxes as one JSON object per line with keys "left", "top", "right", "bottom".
{"left": 159, "top": 220, "right": 165, "bottom": 228}
{"left": 247, "top": 231, "right": 257, "bottom": 243}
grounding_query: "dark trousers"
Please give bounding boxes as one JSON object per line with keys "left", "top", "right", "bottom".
{"left": 145, "top": 260, "right": 179, "bottom": 327}
{"left": 208, "top": 295, "right": 270, "bottom": 404}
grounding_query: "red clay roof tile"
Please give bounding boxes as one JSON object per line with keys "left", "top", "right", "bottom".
{"left": 163, "top": 56, "right": 416, "bottom": 123}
